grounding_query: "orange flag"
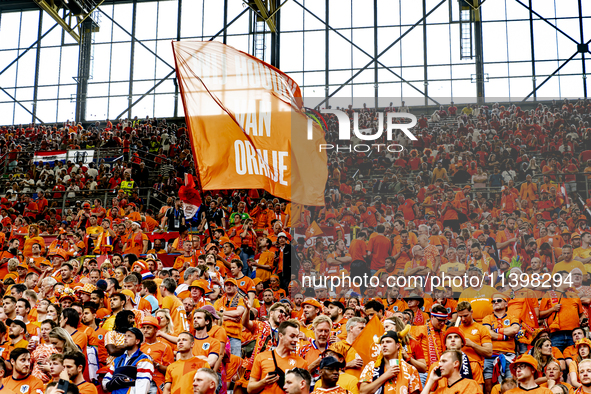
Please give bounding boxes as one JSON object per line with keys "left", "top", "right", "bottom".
{"left": 172, "top": 40, "right": 327, "bottom": 206}
{"left": 351, "top": 315, "right": 385, "bottom": 365}
{"left": 305, "top": 221, "right": 324, "bottom": 240}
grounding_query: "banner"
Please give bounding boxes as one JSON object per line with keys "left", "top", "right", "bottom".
{"left": 33, "top": 150, "right": 95, "bottom": 165}
{"left": 171, "top": 40, "right": 327, "bottom": 206}
{"left": 294, "top": 225, "right": 351, "bottom": 247}
{"left": 351, "top": 315, "right": 385, "bottom": 365}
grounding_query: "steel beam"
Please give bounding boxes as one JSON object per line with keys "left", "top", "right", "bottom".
{"left": 32, "top": 11, "right": 43, "bottom": 123}
{"left": 0, "top": 23, "right": 58, "bottom": 79}
{"left": 116, "top": 70, "right": 175, "bottom": 120}
{"left": 578, "top": 0, "right": 587, "bottom": 98}
{"left": 75, "top": 18, "right": 97, "bottom": 122}
{"left": 513, "top": 0, "right": 579, "bottom": 45}
{"left": 293, "top": 0, "right": 444, "bottom": 108}
{"left": 0, "top": 86, "right": 45, "bottom": 124}
{"left": 528, "top": 0, "right": 536, "bottom": 100}
{"left": 521, "top": 52, "right": 579, "bottom": 102}
{"left": 127, "top": 0, "right": 137, "bottom": 119}
{"left": 115, "top": 5, "right": 249, "bottom": 119}
{"left": 422, "top": 0, "right": 428, "bottom": 106}
{"left": 473, "top": 1, "right": 484, "bottom": 104}
{"left": 98, "top": 7, "right": 175, "bottom": 71}
{"left": 174, "top": 0, "right": 182, "bottom": 118}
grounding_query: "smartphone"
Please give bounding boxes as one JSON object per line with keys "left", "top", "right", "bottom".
{"left": 435, "top": 367, "right": 442, "bottom": 377}
{"left": 268, "top": 372, "right": 277, "bottom": 377}
{"left": 57, "top": 379, "right": 69, "bottom": 393}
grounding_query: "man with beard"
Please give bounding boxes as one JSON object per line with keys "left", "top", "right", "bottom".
{"left": 421, "top": 350, "right": 482, "bottom": 394}
{"left": 192, "top": 309, "right": 221, "bottom": 368}
{"left": 213, "top": 278, "right": 245, "bottom": 356}
{"left": 468, "top": 242, "right": 495, "bottom": 276}
{"left": 359, "top": 331, "right": 421, "bottom": 394}
{"left": 235, "top": 302, "right": 288, "bottom": 391}
{"left": 385, "top": 287, "right": 408, "bottom": 313}
{"left": 496, "top": 217, "right": 520, "bottom": 262}
{"left": 164, "top": 332, "right": 209, "bottom": 394}
{"left": 506, "top": 354, "right": 552, "bottom": 394}
{"left": 1, "top": 319, "right": 28, "bottom": 360}
{"left": 412, "top": 304, "right": 449, "bottom": 375}
{"left": 82, "top": 302, "right": 108, "bottom": 368}
{"left": 299, "top": 315, "right": 332, "bottom": 385}
{"left": 62, "top": 351, "right": 97, "bottom": 394}
{"left": 248, "top": 321, "right": 308, "bottom": 394}
{"left": 311, "top": 356, "right": 347, "bottom": 394}
{"left": 103, "top": 327, "right": 154, "bottom": 394}
{"left": 576, "top": 359, "right": 591, "bottom": 394}
{"left": 291, "top": 294, "right": 304, "bottom": 320}
{"left": 456, "top": 302, "right": 491, "bottom": 388}
{"left": 140, "top": 316, "right": 174, "bottom": 394}
{"left": 325, "top": 301, "right": 347, "bottom": 338}
{"left": 301, "top": 298, "right": 322, "bottom": 328}
{"left": 432, "top": 288, "right": 457, "bottom": 317}
{"left": 4, "top": 348, "right": 44, "bottom": 394}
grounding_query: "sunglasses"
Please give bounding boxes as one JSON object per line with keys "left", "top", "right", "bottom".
{"left": 287, "top": 367, "right": 308, "bottom": 380}
{"left": 491, "top": 299, "right": 505, "bottom": 304}
{"left": 277, "top": 310, "right": 288, "bottom": 316}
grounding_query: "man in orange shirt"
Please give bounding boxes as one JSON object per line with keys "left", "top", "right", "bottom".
{"left": 496, "top": 217, "right": 519, "bottom": 262}
{"left": 213, "top": 278, "right": 246, "bottom": 357}
{"left": 164, "top": 332, "right": 210, "bottom": 394}
{"left": 192, "top": 309, "right": 221, "bottom": 368}
{"left": 457, "top": 301, "right": 492, "bottom": 386}
{"left": 367, "top": 224, "right": 391, "bottom": 275}
{"left": 349, "top": 231, "right": 368, "bottom": 263}
{"left": 62, "top": 351, "right": 97, "bottom": 394}
{"left": 442, "top": 189, "right": 462, "bottom": 233}
{"left": 507, "top": 354, "right": 552, "bottom": 394}
{"left": 248, "top": 320, "right": 308, "bottom": 394}
{"left": 123, "top": 221, "right": 148, "bottom": 256}
{"left": 60, "top": 308, "right": 87, "bottom": 355}
{"left": 4, "top": 348, "right": 44, "bottom": 394}
{"left": 160, "top": 278, "right": 190, "bottom": 335}
{"left": 140, "top": 316, "right": 174, "bottom": 393}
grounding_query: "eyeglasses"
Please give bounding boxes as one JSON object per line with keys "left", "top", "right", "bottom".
{"left": 491, "top": 299, "right": 505, "bottom": 304}
{"left": 514, "top": 364, "right": 530, "bottom": 370}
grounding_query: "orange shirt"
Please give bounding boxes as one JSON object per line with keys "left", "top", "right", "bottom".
{"left": 432, "top": 378, "right": 483, "bottom": 394}
{"left": 125, "top": 232, "right": 148, "bottom": 256}
{"left": 359, "top": 359, "right": 421, "bottom": 394}
{"left": 87, "top": 326, "right": 108, "bottom": 366}
{"left": 214, "top": 294, "right": 245, "bottom": 339}
{"left": 540, "top": 291, "right": 583, "bottom": 332}
{"left": 251, "top": 351, "right": 308, "bottom": 394}
{"left": 164, "top": 357, "right": 210, "bottom": 394}
{"left": 141, "top": 339, "right": 174, "bottom": 391}
{"left": 71, "top": 330, "right": 88, "bottom": 355}
{"left": 482, "top": 313, "right": 519, "bottom": 354}
{"left": 161, "top": 296, "right": 190, "bottom": 335}
{"left": 76, "top": 382, "right": 97, "bottom": 394}
{"left": 192, "top": 336, "right": 221, "bottom": 359}
{"left": 4, "top": 374, "right": 44, "bottom": 394}
{"left": 349, "top": 238, "right": 367, "bottom": 262}
{"left": 256, "top": 251, "right": 275, "bottom": 282}
{"left": 505, "top": 386, "right": 553, "bottom": 394}
{"left": 459, "top": 321, "right": 492, "bottom": 363}
{"left": 367, "top": 234, "right": 391, "bottom": 270}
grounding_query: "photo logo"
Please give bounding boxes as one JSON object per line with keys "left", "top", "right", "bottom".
{"left": 307, "top": 109, "right": 419, "bottom": 153}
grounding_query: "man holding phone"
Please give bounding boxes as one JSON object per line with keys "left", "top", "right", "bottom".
{"left": 421, "top": 350, "right": 482, "bottom": 394}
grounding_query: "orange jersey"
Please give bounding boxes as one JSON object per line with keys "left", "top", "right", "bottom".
{"left": 161, "top": 296, "right": 190, "bottom": 335}
{"left": 4, "top": 374, "right": 44, "bottom": 394}
{"left": 459, "top": 321, "right": 492, "bottom": 364}
{"left": 192, "top": 336, "right": 221, "bottom": 360}
{"left": 164, "top": 357, "right": 210, "bottom": 394}
{"left": 482, "top": 313, "right": 519, "bottom": 354}
{"left": 251, "top": 351, "right": 308, "bottom": 394}
{"left": 142, "top": 339, "right": 174, "bottom": 391}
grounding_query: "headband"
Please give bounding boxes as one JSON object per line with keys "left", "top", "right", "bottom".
{"left": 430, "top": 312, "right": 449, "bottom": 319}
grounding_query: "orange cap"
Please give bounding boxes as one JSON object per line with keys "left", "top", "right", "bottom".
{"left": 301, "top": 298, "right": 322, "bottom": 309}
{"left": 140, "top": 316, "right": 160, "bottom": 328}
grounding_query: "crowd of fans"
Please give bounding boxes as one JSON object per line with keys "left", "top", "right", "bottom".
{"left": 0, "top": 98, "right": 590, "bottom": 394}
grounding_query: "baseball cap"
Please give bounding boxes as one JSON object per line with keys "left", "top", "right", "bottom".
{"left": 6, "top": 319, "right": 26, "bottom": 330}
{"left": 324, "top": 300, "right": 345, "bottom": 311}
{"left": 200, "top": 305, "right": 220, "bottom": 320}
{"left": 319, "top": 356, "right": 345, "bottom": 369}
{"left": 126, "top": 327, "right": 144, "bottom": 343}
{"left": 225, "top": 278, "right": 238, "bottom": 286}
